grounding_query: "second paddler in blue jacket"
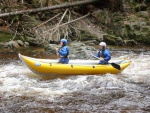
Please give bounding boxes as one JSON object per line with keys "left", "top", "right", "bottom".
{"left": 94, "top": 42, "right": 111, "bottom": 64}
{"left": 56, "top": 38, "right": 69, "bottom": 64}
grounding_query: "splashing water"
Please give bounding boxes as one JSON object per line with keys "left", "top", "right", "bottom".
{"left": 0, "top": 51, "right": 150, "bottom": 113}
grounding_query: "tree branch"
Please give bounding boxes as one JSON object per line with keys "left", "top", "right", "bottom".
{"left": 0, "top": 0, "right": 98, "bottom": 18}
{"left": 44, "top": 13, "right": 90, "bottom": 34}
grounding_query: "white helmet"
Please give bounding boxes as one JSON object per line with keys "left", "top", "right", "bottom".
{"left": 99, "top": 42, "right": 106, "bottom": 47}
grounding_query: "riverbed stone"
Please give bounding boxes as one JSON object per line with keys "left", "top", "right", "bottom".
{"left": 69, "top": 41, "right": 96, "bottom": 59}
{"left": 0, "top": 42, "right": 5, "bottom": 48}
{"left": 24, "top": 42, "right": 30, "bottom": 46}
{"left": 84, "top": 40, "right": 98, "bottom": 46}
{"left": 16, "top": 40, "right": 24, "bottom": 46}
{"left": 6, "top": 41, "right": 20, "bottom": 49}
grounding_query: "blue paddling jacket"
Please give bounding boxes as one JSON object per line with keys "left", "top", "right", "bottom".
{"left": 95, "top": 49, "right": 111, "bottom": 64}
{"left": 58, "top": 46, "right": 69, "bottom": 64}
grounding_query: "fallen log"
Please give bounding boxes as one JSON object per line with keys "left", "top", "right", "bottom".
{"left": 0, "top": 0, "right": 98, "bottom": 18}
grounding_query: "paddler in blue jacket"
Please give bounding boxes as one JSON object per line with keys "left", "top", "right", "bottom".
{"left": 94, "top": 42, "right": 111, "bottom": 64}
{"left": 56, "top": 38, "right": 69, "bottom": 64}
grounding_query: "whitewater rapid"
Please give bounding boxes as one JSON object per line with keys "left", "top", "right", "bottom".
{"left": 0, "top": 51, "right": 150, "bottom": 112}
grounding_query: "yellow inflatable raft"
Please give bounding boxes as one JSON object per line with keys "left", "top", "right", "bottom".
{"left": 19, "top": 53, "right": 131, "bottom": 76}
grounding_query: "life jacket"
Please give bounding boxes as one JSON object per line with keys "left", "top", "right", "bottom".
{"left": 59, "top": 46, "right": 69, "bottom": 58}
{"left": 64, "top": 47, "right": 69, "bottom": 58}
{"left": 99, "top": 49, "right": 105, "bottom": 58}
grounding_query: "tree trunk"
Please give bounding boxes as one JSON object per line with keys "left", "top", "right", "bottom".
{"left": 0, "top": 0, "right": 98, "bottom": 18}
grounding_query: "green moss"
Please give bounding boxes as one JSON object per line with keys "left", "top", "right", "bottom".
{"left": 120, "top": 27, "right": 128, "bottom": 38}
{"left": 0, "top": 31, "right": 21, "bottom": 42}
{"left": 80, "top": 31, "right": 98, "bottom": 41}
{"left": 103, "top": 34, "right": 124, "bottom": 46}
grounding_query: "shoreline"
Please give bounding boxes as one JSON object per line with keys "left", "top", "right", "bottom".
{"left": 0, "top": 45, "right": 150, "bottom": 60}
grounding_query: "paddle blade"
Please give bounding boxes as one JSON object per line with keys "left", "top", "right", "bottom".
{"left": 110, "top": 63, "right": 121, "bottom": 70}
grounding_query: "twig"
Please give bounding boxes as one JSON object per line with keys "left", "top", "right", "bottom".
{"left": 47, "top": 9, "right": 68, "bottom": 41}
{"left": 44, "top": 13, "right": 90, "bottom": 34}
{"left": 34, "top": 13, "right": 61, "bottom": 29}
{"left": 12, "top": 21, "right": 19, "bottom": 40}
{"left": 53, "top": 9, "right": 68, "bottom": 34}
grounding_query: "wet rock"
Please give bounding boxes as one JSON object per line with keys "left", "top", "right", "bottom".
{"left": 44, "top": 44, "right": 58, "bottom": 55}
{"left": 44, "top": 41, "right": 96, "bottom": 59}
{"left": 84, "top": 40, "right": 98, "bottom": 46}
{"left": 6, "top": 41, "right": 20, "bottom": 49}
{"left": 16, "top": 40, "right": 24, "bottom": 46}
{"left": 81, "top": 31, "right": 98, "bottom": 41}
{"left": 69, "top": 41, "right": 96, "bottom": 59}
{"left": 119, "top": 16, "right": 150, "bottom": 45}
{"left": 0, "top": 42, "right": 5, "bottom": 48}
{"left": 24, "top": 42, "right": 30, "bottom": 46}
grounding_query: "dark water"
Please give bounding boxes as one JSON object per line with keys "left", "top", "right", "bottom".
{"left": 0, "top": 47, "right": 150, "bottom": 113}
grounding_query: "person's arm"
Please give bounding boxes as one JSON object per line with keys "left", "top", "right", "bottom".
{"left": 103, "top": 50, "right": 111, "bottom": 61}
{"left": 58, "top": 46, "right": 68, "bottom": 57}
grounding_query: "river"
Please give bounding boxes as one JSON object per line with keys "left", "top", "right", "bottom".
{"left": 0, "top": 47, "right": 150, "bottom": 113}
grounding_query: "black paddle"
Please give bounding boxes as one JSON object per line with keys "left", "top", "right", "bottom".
{"left": 91, "top": 54, "right": 121, "bottom": 70}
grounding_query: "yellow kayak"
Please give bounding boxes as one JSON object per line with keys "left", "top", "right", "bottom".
{"left": 18, "top": 53, "right": 131, "bottom": 76}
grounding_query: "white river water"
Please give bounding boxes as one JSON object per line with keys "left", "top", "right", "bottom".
{"left": 0, "top": 49, "right": 150, "bottom": 113}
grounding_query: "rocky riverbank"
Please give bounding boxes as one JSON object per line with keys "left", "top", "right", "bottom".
{"left": 0, "top": 40, "right": 150, "bottom": 62}
{"left": 0, "top": 0, "right": 149, "bottom": 51}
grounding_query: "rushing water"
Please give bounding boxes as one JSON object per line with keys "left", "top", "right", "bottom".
{"left": 0, "top": 47, "right": 150, "bottom": 113}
